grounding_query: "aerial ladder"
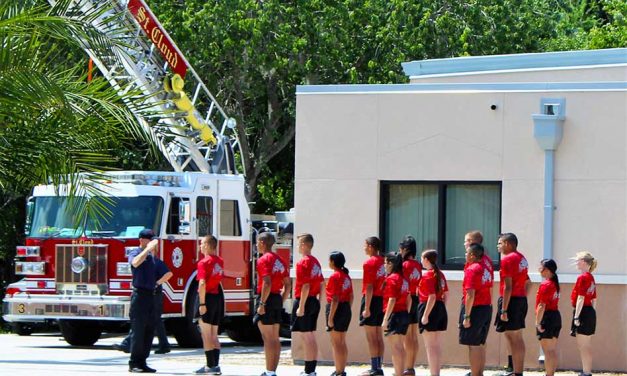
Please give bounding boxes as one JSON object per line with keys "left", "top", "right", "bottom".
{"left": 51, "top": 0, "right": 241, "bottom": 175}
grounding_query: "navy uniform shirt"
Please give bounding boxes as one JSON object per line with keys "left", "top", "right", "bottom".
{"left": 154, "top": 258, "right": 170, "bottom": 292}
{"left": 128, "top": 247, "right": 157, "bottom": 290}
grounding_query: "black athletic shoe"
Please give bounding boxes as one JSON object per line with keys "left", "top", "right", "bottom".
{"left": 129, "top": 366, "right": 157, "bottom": 373}
{"left": 154, "top": 348, "right": 171, "bottom": 354}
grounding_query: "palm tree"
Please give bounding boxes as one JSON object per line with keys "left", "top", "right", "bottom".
{"left": 0, "top": 0, "right": 155, "bottom": 218}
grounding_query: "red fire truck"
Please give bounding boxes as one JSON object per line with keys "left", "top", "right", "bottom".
{"left": 2, "top": 0, "right": 291, "bottom": 347}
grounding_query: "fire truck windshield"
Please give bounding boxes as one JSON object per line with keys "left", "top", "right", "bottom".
{"left": 27, "top": 196, "right": 164, "bottom": 238}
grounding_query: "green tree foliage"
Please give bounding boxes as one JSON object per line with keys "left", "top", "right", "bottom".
{"left": 146, "top": 0, "right": 579, "bottom": 212}
{"left": 543, "top": 0, "right": 627, "bottom": 50}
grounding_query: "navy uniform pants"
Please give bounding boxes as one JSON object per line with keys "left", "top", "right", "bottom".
{"left": 120, "top": 289, "right": 169, "bottom": 351}
{"left": 129, "top": 289, "right": 156, "bottom": 367}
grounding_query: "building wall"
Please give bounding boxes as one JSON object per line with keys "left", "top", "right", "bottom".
{"left": 293, "top": 65, "right": 627, "bottom": 371}
{"left": 296, "top": 89, "right": 626, "bottom": 274}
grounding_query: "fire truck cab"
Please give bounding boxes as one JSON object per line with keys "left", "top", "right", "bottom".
{"left": 3, "top": 171, "right": 270, "bottom": 346}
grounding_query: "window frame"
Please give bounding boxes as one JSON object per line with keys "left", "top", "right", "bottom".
{"left": 380, "top": 180, "right": 502, "bottom": 270}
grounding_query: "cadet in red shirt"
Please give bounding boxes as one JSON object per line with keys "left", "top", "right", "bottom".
{"left": 459, "top": 243, "right": 492, "bottom": 376}
{"left": 570, "top": 251, "right": 598, "bottom": 376}
{"left": 382, "top": 252, "right": 410, "bottom": 376}
{"left": 360, "top": 236, "right": 385, "bottom": 376}
{"left": 291, "top": 234, "right": 324, "bottom": 376}
{"left": 495, "top": 233, "right": 530, "bottom": 376}
{"left": 535, "top": 259, "right": 561, "bottom": 376}
{"left": 464, "top": 231, "right": 494, "bottom": 287}
{"left": 418, "top": 249, "right": 448, "bottom": 376}
{"left": 399, "top": 235, "right": 422, "bottom": 376}
{"left": 325, "top": 251, "right": 353, "bottom": 376}
{"left": 255, "top": 232, "right": 291, "bottom": 376}
{"left": 195, "top": 235, "right": 224, "bottom": 375}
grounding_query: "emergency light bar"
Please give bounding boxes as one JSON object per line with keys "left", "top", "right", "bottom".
{"left": 16, "top": 246, "right": 41, "bottom": 257}
{"left": 104, "top": 174, "right": 182, "bottom": 187}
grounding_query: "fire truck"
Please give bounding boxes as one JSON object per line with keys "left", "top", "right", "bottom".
{"left": 2, "top": 0, "right": 291, "bottom": 347}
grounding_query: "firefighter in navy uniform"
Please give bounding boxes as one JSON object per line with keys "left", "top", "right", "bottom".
{"left": 113, "top": 253, "right": 172, "bottom": 355}
{"left": 127, "top": 229, "right": 160, "bottom": 373}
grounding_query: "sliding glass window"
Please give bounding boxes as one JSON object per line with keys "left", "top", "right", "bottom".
{"left": 382, "top": 182, "right": 501, "bottom": 269}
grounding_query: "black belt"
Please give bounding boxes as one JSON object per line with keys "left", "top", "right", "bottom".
{"left": 133, "top": 287, "right": 156, "bottom": 295}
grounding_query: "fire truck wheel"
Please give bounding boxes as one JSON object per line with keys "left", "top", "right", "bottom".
{"left": 170, "top": 283, "right": 203, "bottom": 348}
{"left": 58, "top": 319, "right": 102, "bottom": 346}
{"left": 225, "top": 318, "right": 262, "bottom": 344}
{"left": 11, "top": 323, "right": 34, "bottom": 336}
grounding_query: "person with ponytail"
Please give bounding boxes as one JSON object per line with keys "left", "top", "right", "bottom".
{"left": 535, "top": 259, "right": 561, "bottom": 376}
{"left": 325, "top": 251, "right": 353, "bottom": 376}
{"left": 382, "top": 252, "right": 410, "bottom": 376}
{"left": 360, "top": 236, "right": 386, "bottom": 376}
{"left": 418, "top": 249, "right": 449, "bottom": 376}
{"left": 399, "top": 235, "right": 422, "bottom": 376}
{"left": 571, "top": 251, "right": 598, "bottom": 376}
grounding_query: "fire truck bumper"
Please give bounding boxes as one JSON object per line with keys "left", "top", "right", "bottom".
{"left": 3, "top": 294, "right": 130, "bottom": 322}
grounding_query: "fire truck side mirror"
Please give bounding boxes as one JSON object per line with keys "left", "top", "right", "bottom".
{"left": 178, "top": 222, "right": 191, "bottom": 235}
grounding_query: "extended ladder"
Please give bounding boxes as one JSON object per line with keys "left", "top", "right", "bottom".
{"left": 51, "top": 0, "right": 240, "bottom": 174}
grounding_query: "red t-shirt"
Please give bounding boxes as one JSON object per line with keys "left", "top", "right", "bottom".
{"left": 418, "top": 269, "right": 448, "bottom": 303}
{"left": 463, "top": 262, "right": 492, "bottom": 306}
{"left": 295, "top": 254, "right": 324, "bottom": 298}
{"left": 362, "top": 255, "right": 385, "bottom": 296}
{"left": 499, "top": 251, "right": 529, "bottom": 297}
{"left": 536, "top": 279, "right": 559, "bottom": 311}
{"left": 196, "top": 254, "right": 224, "bottom": 294}
{"left": 481, "top": 254, "right": 495, "bottom": 288}
{"left": 570, "top": 272, "right": 596, "bottom": 307}
{"left": 256, "top": 251, "right": 289, "bottom": 294}
{"left": 326, "top": 270, "right": 352, "bottom": 303}
{"left": 402, "top": 259, "right": 422, "bottom": 296}
{"left": 383, "top": 273, "right": 409, "bottom": 313}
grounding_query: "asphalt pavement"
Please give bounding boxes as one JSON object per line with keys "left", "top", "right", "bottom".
{"left": 0, "top": 332, "right": 623, "bottom": 376}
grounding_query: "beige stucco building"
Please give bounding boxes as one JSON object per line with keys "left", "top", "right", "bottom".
{"left": 292, "top": 48, "right": 627, "bottom": 372}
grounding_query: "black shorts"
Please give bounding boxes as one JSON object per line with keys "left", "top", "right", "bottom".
{"left": 385, "top": 311, "right": 409, "bottom": 336}
{"left": 326, "top": 302, "right": 352, "bottom": 332}
{"left": 418, "top": 300, "right": 448, "bottom": 333}
{"left": 290, "top": 296, "right": 321, "bottom": 332}
{"left": 408, "top": 295, "right": 419, "bottom": 324}
{"left": 201, "top": 292, "right": 225, "bottom": 325}
{"left": 253, "top": 293, "right": 283, "bottom": 326}
{"left": 537, "top": 310, "right": 561, "bottom": 340}
{"left": 459, "top": 304, "right": 492, "bottom": 346}
{"left": 359, "top": 295, "right": 384, "bottom": 326}
{"left": 495, "top": 296, "right": 528, "bottom": 332}
{"left": 570, "top": 306, "right": 596, "bottom": 336}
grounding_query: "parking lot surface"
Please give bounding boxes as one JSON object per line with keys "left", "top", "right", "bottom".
{"left": 0, "top": 332, "right": 623, "bottom": 375}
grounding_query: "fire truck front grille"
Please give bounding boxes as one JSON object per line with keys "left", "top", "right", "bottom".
{"left": 55, "top": 244, "right": 108, "bottom": 295}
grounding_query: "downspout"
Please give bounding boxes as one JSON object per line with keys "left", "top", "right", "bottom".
{"left": 532, "top": 98, "right": 566, "bottom": 260}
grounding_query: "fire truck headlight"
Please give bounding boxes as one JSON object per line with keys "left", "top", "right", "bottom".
{"left": 116, "top": 262, "right": 132, "bottom": 276}
{"left": 15, "top": 262, "right": 45, "bottom": 275}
